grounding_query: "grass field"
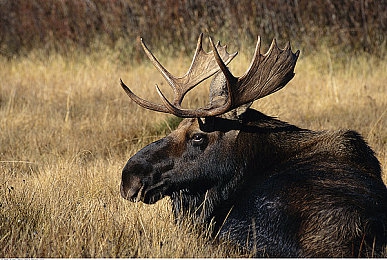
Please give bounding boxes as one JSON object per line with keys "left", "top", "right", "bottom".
{"left": 1, "top": 42, "right": 386, "bottom": 257}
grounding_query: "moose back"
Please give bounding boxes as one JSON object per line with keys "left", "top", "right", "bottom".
{"left": 119, "top": 34, "right": 387, "bottom": 257}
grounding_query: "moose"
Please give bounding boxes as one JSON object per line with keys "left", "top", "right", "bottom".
{"left": 119, "top": 34, "right": 387, "bottom": 257}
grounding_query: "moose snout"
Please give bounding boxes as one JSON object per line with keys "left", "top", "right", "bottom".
{"left": 120, "top": 159, "right": 152, "bottom": 201}
{"left": 120, "top": 175, "right": 143, "bottom": 201}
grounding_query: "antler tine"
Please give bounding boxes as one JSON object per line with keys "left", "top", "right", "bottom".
{"left": 119, "top": 38, "right": 179, "bottom": 114}
{"left": 139, "top": 33, "right": 205, "bottom": 103}
{"left": 121, "top": 34, "right": 238, "bottom": 116}
{"left": 155, "top": 36, "right": 239, "bottom": 118}
{"left": 141, "top": 33, "right": 238, "bottom": 107}
{"left": 120, "top": 79, "right": 170, "bottom": 113}
{"left": 210, "top": 36, "right": 299, "bottom": 113}
{"left": 140, "top": 37, "right": 177, "bottom": 91}
{"left": 235, "top": 37, "right": 300, "bottom": 103}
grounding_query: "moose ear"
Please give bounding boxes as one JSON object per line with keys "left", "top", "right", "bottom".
{"left": 198, "top": 117, "right": 214, "bottom": 132}
{"left": 198, "top": 101, "right": 252, "bottom": 131}
{"left": 221, "top": 102, "right": 252, "bottom": 120}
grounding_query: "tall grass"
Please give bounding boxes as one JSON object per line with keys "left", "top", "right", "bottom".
{"left": 1, "top": 42, "right": 386, "bottom": 257}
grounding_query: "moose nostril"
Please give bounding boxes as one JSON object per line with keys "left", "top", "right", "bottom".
{"left": 120, "top": 181, "right": 129, "bottom": 199}
{"left": 120, "top": 178, "right": 143, "bottom": 201}
{"left": 121, "top": 160, "right": 151, "bottom": 201}
{"left": 121, "top": 153, "right": 157, "bottom": 201}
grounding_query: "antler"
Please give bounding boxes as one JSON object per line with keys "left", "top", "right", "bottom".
{"left": 121, "top": 33, "right": 238, "bottom": 115}
{"left": 121, "top": 34, "right": 299, "bottom": 118}
{"left": 210, "top": 36, "right": 300, "bottom": 115}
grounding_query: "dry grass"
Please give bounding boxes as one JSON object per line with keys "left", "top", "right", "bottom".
{"left": 1, "top": 43, "right": 386, "bottom": 257}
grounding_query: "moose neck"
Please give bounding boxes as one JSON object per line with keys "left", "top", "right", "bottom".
{"left": 170, "top": 108, "right": 305, "bottom": 230}
{"left": 236, "top": 109, "right": 305, "bottom": 178}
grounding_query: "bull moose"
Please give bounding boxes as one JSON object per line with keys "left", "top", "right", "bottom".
{"left": 119, "top": 34, "right": 387, "bottom": 257}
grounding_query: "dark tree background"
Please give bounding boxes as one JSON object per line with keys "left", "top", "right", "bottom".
{"left": 0, "top": 0, "right": 386, "bottom": 59}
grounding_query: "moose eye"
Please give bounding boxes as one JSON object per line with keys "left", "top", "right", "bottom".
{"left": 191, "top": 133, "right": 206, "bottom": 146}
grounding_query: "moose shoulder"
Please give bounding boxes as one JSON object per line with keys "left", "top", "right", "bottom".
{"left": 119, "top": 34, "right": 387, "bottom": 257}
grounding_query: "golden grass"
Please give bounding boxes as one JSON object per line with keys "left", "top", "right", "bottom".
{"left": 1, "top": 45, "right": 386, "bottom": 257}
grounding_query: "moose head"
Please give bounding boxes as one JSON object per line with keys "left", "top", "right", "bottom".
{"left": 120, "top": 33, "right": 298, "bottom": 207}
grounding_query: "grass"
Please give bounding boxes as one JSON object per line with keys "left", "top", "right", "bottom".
{"left": 1, "top": 42, "right": 386, "bottom": 257}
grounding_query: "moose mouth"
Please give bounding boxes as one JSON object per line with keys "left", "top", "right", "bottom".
{"left": 131, "top": 184, "right": 145, "bottom": 202}
{"left": 128, "top": 182, "right": 169, "bottom": 204}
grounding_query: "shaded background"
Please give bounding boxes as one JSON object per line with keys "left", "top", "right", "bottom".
{"left": 0, "top": 0, "right": 386, "bottom": 60}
